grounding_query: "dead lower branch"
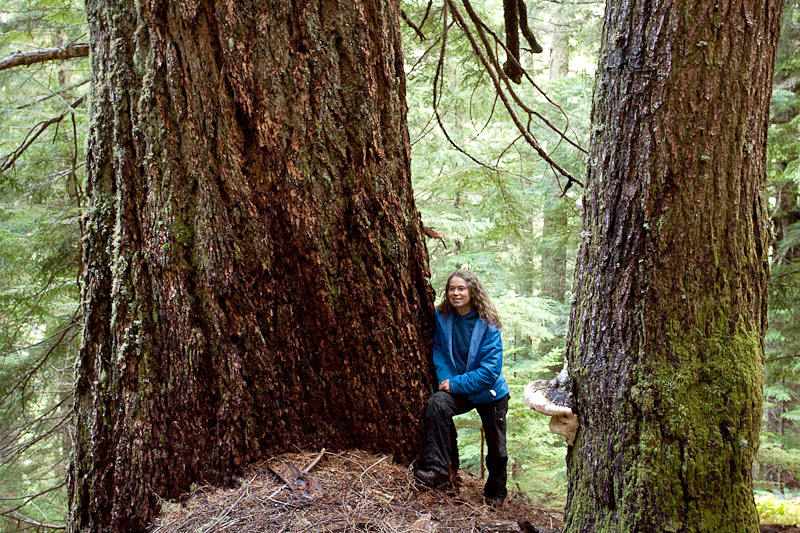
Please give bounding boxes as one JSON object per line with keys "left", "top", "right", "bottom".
{"left": 419, "top": 0, "right": 586, "bottom": 192}
{"left": 16, "top": 78, "right": 90, "bottom": 109}
{"left": 461, "top": 0, "right": 586, "bottom": 156}
{"left": 0, "top": 96, "right": 86, "bottom": 175}
{"left": 765, "top": 354, "right": 800, "bottom": 363}
{"left": 517, "top": 0, "right": 544, "bottom": 54}
{"left": 6, "top": 511, "right": 65, "bottom": 530}
{"left": 401, "top": 9, "right": 427, "bottom": 41}
{"left": 0, "top": 43, "right": 89, "bottom": 72}
{"left": 447, "top": 0, "right": 585, "bottom": 188}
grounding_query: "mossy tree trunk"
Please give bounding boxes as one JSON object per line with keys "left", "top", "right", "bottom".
{"left": 68, "top": 1, "right": 435, "bottom": 531}
{"left": 564, "top": 0, "right": 782, "bottom": 530}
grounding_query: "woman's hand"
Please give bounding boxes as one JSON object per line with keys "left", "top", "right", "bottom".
{"left": 438, "top": 379, "right": 450, "bottom": 393}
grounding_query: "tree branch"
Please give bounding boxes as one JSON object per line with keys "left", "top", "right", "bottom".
{"left": 517, "top": 0, "right": 543, "bottom": 53}
{"left": 502, "top": 0, "right": 524, "bottom": 83}
{"left": 16, "top": 78, "right": 90, "bottom": 109}
{"left": 401, "top": 10, "right": 426, "bottom": 41}
{"left": 461, "top": 0, "right": 587, "bottom": 156}
{"left": 8, "top": 511, "right": 65, "bottom": 530}
{"left": 450, "top": 0, "right": 585, "bottom": 187}
{"left": 766, "top": 354, "right": 800, "bottom": 363}
{"left": 772, "top": 268, "right": 800, "bottom": 278}
{"left": 0, "top": 96, "right": 85, "bottom": 174}
{"left": 0, "top": 43, "right": 89, "bottom": 72}
{"left": 419, "top": 0, "right": 435, "bottom": 28}
{"left": 432, "top": 4, "right": 509, "bottom": 176}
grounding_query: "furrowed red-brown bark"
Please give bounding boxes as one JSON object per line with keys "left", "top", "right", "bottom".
{"left": 68, "top": 1, "right": 434, "bottom": 531}
{"left": 565, "top": 0, "right": 782, "bottom": 531}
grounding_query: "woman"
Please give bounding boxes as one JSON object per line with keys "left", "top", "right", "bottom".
{"left": 414, "top": 269, "right": 510, "bottom": 507}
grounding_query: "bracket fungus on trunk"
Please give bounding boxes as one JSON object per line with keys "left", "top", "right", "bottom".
{"left": 523, "top": 366, "right": 578, "bottom": 446}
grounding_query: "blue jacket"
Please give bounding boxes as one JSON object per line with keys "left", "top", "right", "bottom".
{"left": 433, "top": 309, "right": 510, "bottom": 404}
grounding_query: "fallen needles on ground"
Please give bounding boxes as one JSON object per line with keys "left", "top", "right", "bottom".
{"left": 151, "top": 449, "right": 562, "bottom": 532}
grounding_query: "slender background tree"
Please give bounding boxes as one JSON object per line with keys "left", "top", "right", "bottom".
{"left": 760, "top": 0, "right": 800, "bottom": 495}
{"left": 0, "top": 1, "right": 87, "bottom": 529}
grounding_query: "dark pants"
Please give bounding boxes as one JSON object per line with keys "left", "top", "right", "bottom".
{"left": 423, "top": 391, "right": 509, "bottom": 499}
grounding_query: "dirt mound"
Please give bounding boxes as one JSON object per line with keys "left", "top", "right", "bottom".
{"left": 151, "top": 449, "right": 562, "bottom": 532}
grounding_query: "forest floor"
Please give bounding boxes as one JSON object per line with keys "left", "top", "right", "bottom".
{"left": 151, "top": 449, "right": 563, "bottom": 532}
{"left": 150, "top": 448, "right": 799, "bottom": 532}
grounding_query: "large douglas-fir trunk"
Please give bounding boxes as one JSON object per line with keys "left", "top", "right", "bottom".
{"left": 68, "top": 1, "right": 435, "bottom": 531}
{"left": 564, "top": 0, "right": 782, "bottom": 530}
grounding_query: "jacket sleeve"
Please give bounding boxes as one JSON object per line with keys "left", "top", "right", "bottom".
{"left": 432, "top": 313, "right": 453, "bottom": 384}
{"left": 448, "top": 326, "right": 502, "bottom": 395}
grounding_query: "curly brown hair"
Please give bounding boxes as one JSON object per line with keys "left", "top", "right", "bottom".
{"left": 436, "top": 269, "right": 502, "bottom": 329}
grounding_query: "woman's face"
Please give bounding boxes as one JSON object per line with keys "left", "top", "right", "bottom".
{"left": 447, "top": 276, "right": 472, "bottom": 314}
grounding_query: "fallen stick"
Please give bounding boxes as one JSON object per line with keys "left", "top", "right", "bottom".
{"left": 265, "top": 464, "right": 297, "bottom": 492}
{"left": 303, "top": 448, "right": 326, "bottom": 473}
